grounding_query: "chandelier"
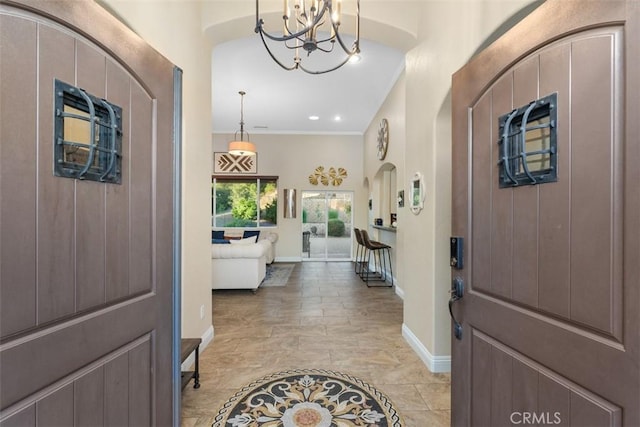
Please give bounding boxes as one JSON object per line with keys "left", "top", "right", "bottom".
{"left": 228, "top": 91, "right": 256, "bottom": 156}
{"left": 255, "top": 0, "right": 360, "bottom": 74}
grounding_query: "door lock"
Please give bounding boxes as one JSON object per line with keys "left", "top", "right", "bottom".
{"left": 450, "top": 237, "right": 464, "bottom": 269}
{"left": 449, "top": 277, "right": 464, "bottom": 340}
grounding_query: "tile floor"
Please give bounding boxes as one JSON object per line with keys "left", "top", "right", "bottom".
{"left": 181, "top": 262, "right": 451, "bottom": 426}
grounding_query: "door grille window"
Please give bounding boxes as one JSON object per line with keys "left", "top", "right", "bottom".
{"left": 54, "top": 79, "right": 123, "bottom": 184}
{"left": 498, "top": 93, "right": 557, "bottom": 188}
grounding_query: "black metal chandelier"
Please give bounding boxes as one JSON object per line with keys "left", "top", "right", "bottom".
{"left": 255, "top": 0, "right": 360, "bottom": 74}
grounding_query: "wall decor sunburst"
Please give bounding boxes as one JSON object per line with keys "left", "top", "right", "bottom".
{"left": 308, "top": 166, "right": 348, "bottom": 186}
{"left": 329, "top": 167, "right": 348, "bottom": 186}
{"left": 308, "top": 166, "right": 325, "bottom": 185}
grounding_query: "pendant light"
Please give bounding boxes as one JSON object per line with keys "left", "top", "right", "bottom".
{"left": 228, "top": 91, "right": 256, "bottom": 156}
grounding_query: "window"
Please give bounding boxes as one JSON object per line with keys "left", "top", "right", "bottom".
{"left": 498, "top": 93, "right": 557, "bottom": 188}
{"left": 212, "top": 177, "right": 278, "bottom": 227}
{"left": 54, "top": 79, "right": 123, "bottom": 184}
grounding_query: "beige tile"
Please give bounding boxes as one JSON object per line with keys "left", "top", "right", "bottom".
{"left": 367, "top": 362, "right": 439, "bottom": 385}
{"left": 299, "top": 315, "right": 350, "bottom": 326}
{"left": 213, "top": 324, "right": 273, "bottom": 339}
{"left": 379, "top": 384, "right": 430, "bottom": 411}
{"left": 182, "top": 262, "right": 451, "bottom": 424}
{"left": 229, "top": 336, "right": 300, "bottom": 353}
{"left": 330, "top": 349, "right": 400, "bottom": 366}
{"left": 415, "top": 382, "right": 451, "bottom": 410}
{"left": 325, "top": 324, "right": 381, "bottom": 336}
{"left": 261, "top": 350, "right": 333, "bottom": 367}
{"left": 401, "top": 409, "right": 451, "bottom": 427}
{"left": 181, "top": 387, "right": 237, "bottom": 418}
{"left": 271, "top": 325, "right": 327, "bottom": 337}
{"left": 298, "top": 335, "right": 361, "bottom": 351}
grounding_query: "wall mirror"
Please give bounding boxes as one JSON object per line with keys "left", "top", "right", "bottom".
{"left": 410, "top": 172, "right": 425, "bottom": 214}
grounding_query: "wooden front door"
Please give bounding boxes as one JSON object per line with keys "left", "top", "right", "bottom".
{"left": 451, "top": 1, "right": 639, "bottom": 425}
{"left": 0, "top": 1, "right": 178, "bottom": 425}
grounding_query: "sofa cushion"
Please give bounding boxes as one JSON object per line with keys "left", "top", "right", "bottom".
{"left": 211, "top": 238, "right": 271, "bottom": 259}
{"left": 230, "top": 235, "right": 258, "bottom": 245}
{"left": 243, "top": 230, "right": 261, "bottom": 240}
{"left": 212, "top": 238, "right": 230, "bottom": 244}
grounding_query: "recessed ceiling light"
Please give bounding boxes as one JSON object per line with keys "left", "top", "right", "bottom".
{"left": 334, "top": 115, "right": 342, "bottom": 121}
{"left": 308, "top": 115, "right": 320, "bottom": 121}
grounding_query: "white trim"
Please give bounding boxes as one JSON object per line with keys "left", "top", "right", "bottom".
{"left": 275, "top": 256, "right": 302, "bottom": 262}
{"left": 402, "top": 323, "right": 451, "bottom": 373}
{"left": 181, "top": 325, "right": 214, "bottom": 371}
{"left": 395, "top": 284, "right": 405, "bottom": 299}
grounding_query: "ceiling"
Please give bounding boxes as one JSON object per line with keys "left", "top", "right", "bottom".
{"left": 211, "top": 33, "right": 406, "bottom": 135}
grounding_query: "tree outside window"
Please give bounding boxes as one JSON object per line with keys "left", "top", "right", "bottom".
{"left": 212, "top": 177, "right": 277, "bottom": 227}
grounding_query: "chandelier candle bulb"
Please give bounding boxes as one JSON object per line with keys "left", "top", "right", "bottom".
{"left": 283, "top": 0, "right": 289, "bottom": 34}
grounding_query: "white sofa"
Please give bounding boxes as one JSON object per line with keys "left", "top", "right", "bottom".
{"left": 211, "top": 231, "right": 277, "bottom": 290}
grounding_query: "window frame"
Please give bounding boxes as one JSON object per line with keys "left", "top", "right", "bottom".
{"left": 212, "top": 175, "right": 279, "bottom": 228}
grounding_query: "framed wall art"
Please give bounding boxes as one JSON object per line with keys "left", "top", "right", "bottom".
{"left": 214, "top": 152, "right": 257, "bottom": 174}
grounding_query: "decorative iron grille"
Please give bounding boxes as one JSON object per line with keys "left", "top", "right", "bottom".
{"left": 54, "top": 79, "right": 122, "bottom": 184}
{"left": 498, "top": 93, "right": 557, "bottom": 188}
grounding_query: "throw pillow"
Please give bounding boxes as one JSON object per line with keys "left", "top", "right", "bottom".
{"left": 212, "top": 230, "right": 225, "bottom": 240}
{"left": 243, "top": 230, "right": 261, "bottom": 240}
{"left": 212, "top": 238, "right": 230, "bottom": 244}
{"left": 229, "top": 235, "right": 258, "bottom": 245}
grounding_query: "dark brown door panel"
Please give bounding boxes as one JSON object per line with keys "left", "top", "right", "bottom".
{"left": 0, "top": 1, "right": 176, "bottom": 424}
{"left": 452, "top": 1, "right": 639, "bottom": 425}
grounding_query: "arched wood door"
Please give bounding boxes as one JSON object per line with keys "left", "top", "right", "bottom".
{"left": 451, "top": 1, "right": 639, "bottom": 425}
{"left": 0, "top": 1, "right": 179, "bottom": 425}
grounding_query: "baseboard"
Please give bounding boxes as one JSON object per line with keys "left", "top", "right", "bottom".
{"left": 395, "top": 284, "right": 405, "bottom": 299}
{"left": 181, "top": 324, "right": 214, "bottom": 371}
{"left": 275, "top": 256, "right": 302, "bottom": 262}
{"left": 402, "top": 323, "right": 451, "bottom": 373}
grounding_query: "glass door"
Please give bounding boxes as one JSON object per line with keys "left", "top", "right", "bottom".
{"left": 301, "top": 191, "right": 353, "bottom": 261}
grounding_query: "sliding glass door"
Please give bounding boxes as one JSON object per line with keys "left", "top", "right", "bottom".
{"left": 301, "top": 191, "right": 353, "bottom": 261}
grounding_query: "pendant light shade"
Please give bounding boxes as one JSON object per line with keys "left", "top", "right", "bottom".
{"left": 228, "top": 141, "right": 256, "bottom": 156}
{"left": 228, "top": 91, "right": 256, "bottom": 156}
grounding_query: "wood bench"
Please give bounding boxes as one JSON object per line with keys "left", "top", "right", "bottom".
{"left": 180, "top": 338, "right": 201, "bottom": 390}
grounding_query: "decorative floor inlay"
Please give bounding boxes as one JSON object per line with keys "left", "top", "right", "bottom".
{"left": 212, "top": 368, "right": 403, "bottom": 426}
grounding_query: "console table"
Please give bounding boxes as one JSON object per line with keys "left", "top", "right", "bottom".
{"left": 180, "top": 338, "right": 201, "bottom": 390}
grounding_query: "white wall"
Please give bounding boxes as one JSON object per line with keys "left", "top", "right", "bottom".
{"left": 397, "top": 0, "right": 534, "bottom": 370}
{"left": 212, "top": 134, "right": 364, "bottom": 260}
{"left": 101, "top": 1, "right": 214, "bottom": 343}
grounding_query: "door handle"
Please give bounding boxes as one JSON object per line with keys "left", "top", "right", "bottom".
{"left": 449, "top": 277, "right": 464, "bottom": 340}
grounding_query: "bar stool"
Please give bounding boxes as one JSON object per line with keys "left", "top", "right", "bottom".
{"left": 360, "top": 229, "right": 393, "bottom": 287}
{"left": 353, "top": 228, "right": 366, "bottom": 275}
